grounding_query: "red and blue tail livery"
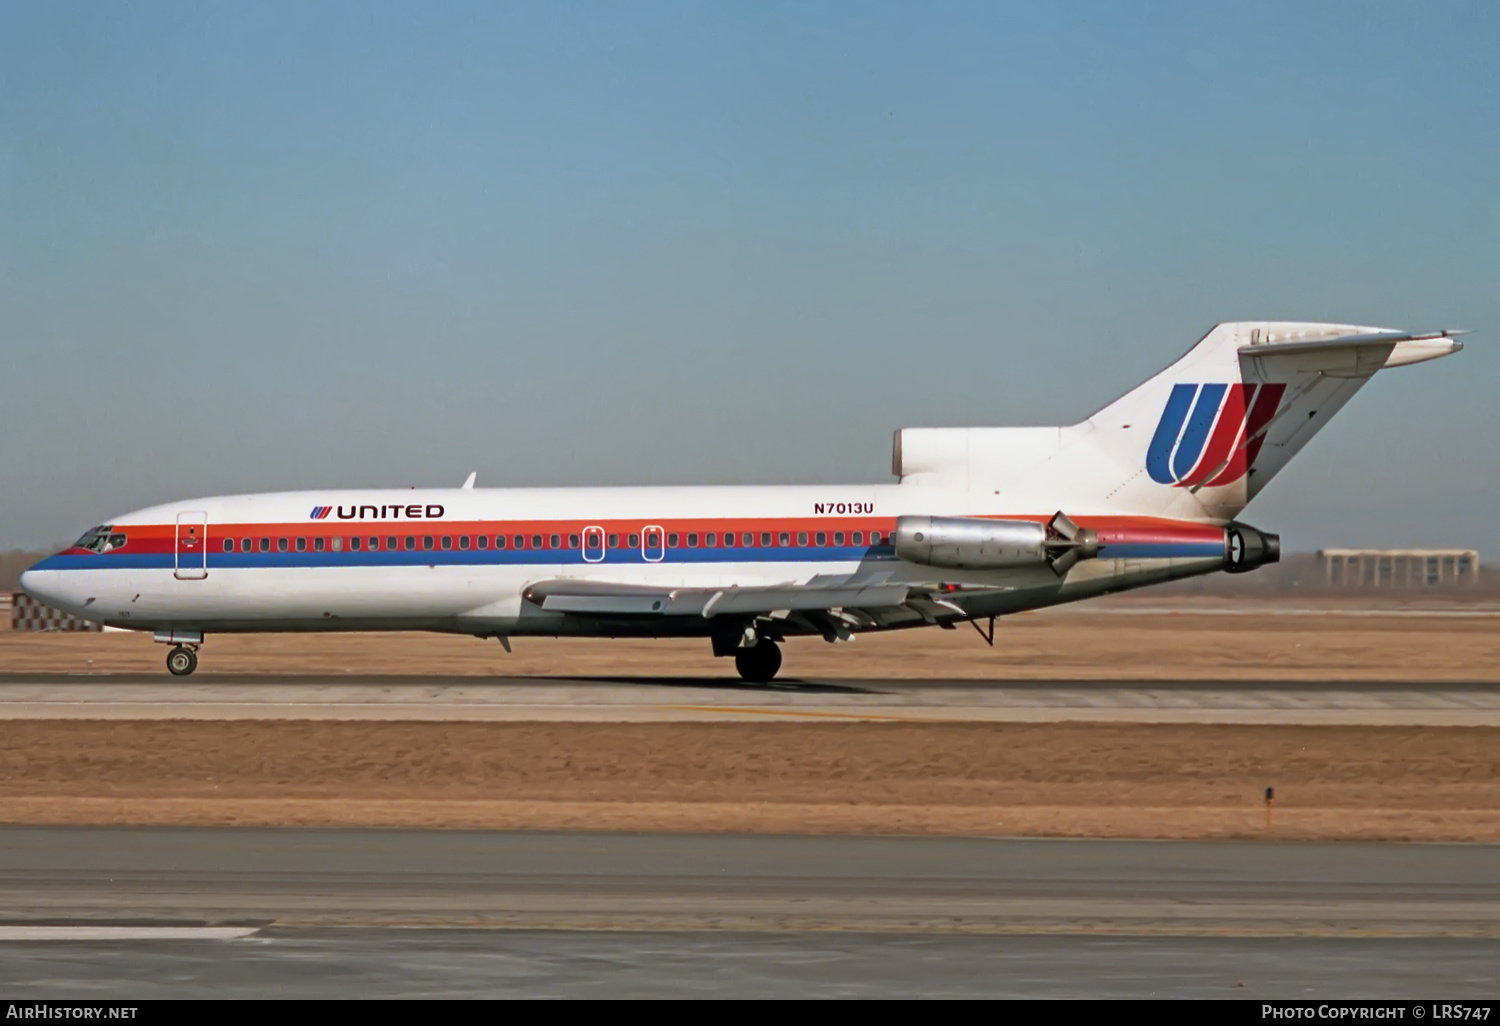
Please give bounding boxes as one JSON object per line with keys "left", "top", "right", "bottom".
{"left": 1145, "top": 383, "right": 1285, "bottom": 488}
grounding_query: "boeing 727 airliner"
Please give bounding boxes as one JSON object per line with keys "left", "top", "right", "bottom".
{"left": 21, "top": 321, "right": 1464, "bottom": 680}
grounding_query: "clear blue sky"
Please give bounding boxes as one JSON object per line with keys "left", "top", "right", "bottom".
{"left": 2, "top": 1, "right": 1496, "bottom": 552}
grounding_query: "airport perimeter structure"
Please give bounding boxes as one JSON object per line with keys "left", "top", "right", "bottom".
{"left": 1319, "top": 548, "right": 1480, "bottom": 589}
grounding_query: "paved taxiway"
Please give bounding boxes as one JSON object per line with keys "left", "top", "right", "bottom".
{"left": 4, "top": 828, "right": 1498, "bottom": 936}
{"left": 3, "top": 673, "right": 1499, "bottom": 724}
{"left": 2, "top": 829, "right": 1498, "bottom": 997}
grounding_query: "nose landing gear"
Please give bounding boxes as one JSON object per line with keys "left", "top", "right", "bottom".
{"left": 154, "top": 630, "right": 204, "bottom": 677}
{"left": 166, "top": 646, "right": 198, "bottom": 676}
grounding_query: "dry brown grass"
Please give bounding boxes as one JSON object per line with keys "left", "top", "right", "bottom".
{"left": 3, "top": 614, "right": 1497, "bottom": 839}
{"left": 1, "top": 610, "right": 1497, "bottom": 681}
{"left": 1, "top": 720, "right": 1497, "bottom": 841}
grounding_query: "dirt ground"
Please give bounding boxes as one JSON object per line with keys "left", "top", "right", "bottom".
{"left": 3, "top": 610, "right": 1499, "bottom": 681}
{"left": 3, "top": 614, "right": 1498, "bottom": 840}
{"left": 2, "top": 720, "right": 1498, "bottom": 841}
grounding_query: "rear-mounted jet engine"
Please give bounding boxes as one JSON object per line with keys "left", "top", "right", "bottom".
{"left": 1224, "top": 523, "right": 1280, "bottom": 573}
{"left": 894, "top": 512, "right": 1100, "bottom": 577}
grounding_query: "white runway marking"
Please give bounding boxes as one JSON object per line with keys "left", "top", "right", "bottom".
{"left": 0, "top": 926, "right": 259, "bottom": 941}
{"left": 1, "top": 679, "right": 1499, "bottom": 724}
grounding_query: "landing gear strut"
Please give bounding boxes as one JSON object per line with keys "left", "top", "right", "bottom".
{"left": 166, "top": 646, "right": 198, "bottom": 677}
{"left": 734, "top": 641, "right": 782, "bottom": 683}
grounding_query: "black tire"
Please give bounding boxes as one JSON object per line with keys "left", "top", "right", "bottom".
{"left": 734, "top": 641, "right": 782, "bottom": 683}
{"left": 166, "top": 646, "right": 197, "bottom": 677}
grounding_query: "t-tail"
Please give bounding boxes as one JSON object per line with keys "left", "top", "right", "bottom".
{"left": 894, "top": 321, "right": 1465, "bottom": 522}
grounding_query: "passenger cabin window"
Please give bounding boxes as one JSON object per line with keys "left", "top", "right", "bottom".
{"left": 241, "top": 538, "right": 251, "bottom": 552}
{"left": 687, "top": 533, "right": 698, "bottom": 547}
{"left": 405, "top": 536, "right": 416, "bottom": 550}
{"left": 721, "top": 533, "right": 733, "bottom": 548}
{"left": 369, "top": 537, "right": 379, "bottom": 551}
{"left": 608, "top": 533, "right": 619, "bottom": 548}
{"left": 423, "top": 536, "right": 434, "bottom": 551}
{"left": 494, "top": 536, "right": 506, "bottom": 549}
{"left": 706, "top": 533, "right": 717, "bottom": 547}
{"left": 440, "top": 536, "right": 452, "bottom": 550}
{"left": 668, "top": 533, "right": 679, "bottom": 548}
{"left": 871, "top": 531, "right": 882, "bottom": 545}
{"left": 314, "top": 537, "right": 326, "bottom": 552}
{"left": 459, "top": 536, "right": 470, "bottom": 550}
{"left": 550, "top": 535, "right": 561, "bottom": 549}
{"left": 348, "top": 537, "right": 360, "bottom": 552}
{"left": 853, "top": 531, "right": 863, "bottom": 545}
{"left": 277, "top": 538, "right": 289, "bottom": 552}
{"left": 798, "top": 532, "right": 809, "bottom": 546}
{"left": 744, "top": 533, "right": 754, "bottom": 547}
{"left": 629, "top": 534, "right": 640, "bottom": 548}
{"left": 386, "top": 537, "right": 397, "bottom": 551}
{"left": 331, "top": 537, "right": 343, "bottom": 552}
{"left": 761, "top": 532, "right": 771, "bottom": 547}
{"left": 815, "top": 532, "right": 826, "bottom": 546}
{"left": 295, "top": 538, "right": 307, "bottom": 552}
{"left": 259, "top": 538, "right": 270, "bottom": 552}
{"left": 778, "top": 532, "right": 790, "bottom": 546}
{"left": 222, "top": 539, "right": 233, "bottom": 553}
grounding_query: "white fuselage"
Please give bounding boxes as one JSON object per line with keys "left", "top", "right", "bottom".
{"left": 20, "top": 482, "right": 1230, "bottom": 639}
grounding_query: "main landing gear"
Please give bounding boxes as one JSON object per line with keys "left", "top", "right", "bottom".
{"left": 166, "top": 646, "right": 198, "bottom": 677}
{"left": 734, "top": 641, "right": 782, "bottom": 684}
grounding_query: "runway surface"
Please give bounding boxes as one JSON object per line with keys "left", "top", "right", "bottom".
{"left": 4, "top": 828, "right": 1499, "bottom": 935}
{"left": 3, "top": 673, "right": 1500, "bottom": 724}
{"left": 2, "top": 828, "right": 1498, "bottom": 997}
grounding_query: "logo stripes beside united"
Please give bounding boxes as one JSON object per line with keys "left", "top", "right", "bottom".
{"left": 1146, "top": 383, "right": 1285, "bottom": 487}
{"left": 309, "top": 506, "right": 333, "bottom": 520}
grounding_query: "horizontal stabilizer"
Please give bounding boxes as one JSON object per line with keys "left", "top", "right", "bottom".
{"left": 1239, "top": 328, "right": 1466, "bottom": 369}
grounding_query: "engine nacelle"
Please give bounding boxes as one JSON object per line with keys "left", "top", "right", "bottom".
{"left": 894, "top": 515, "right": 1098, "bottom": 574}
{"left": 1224, "top": 523, "right": 1281, "bottom": 573}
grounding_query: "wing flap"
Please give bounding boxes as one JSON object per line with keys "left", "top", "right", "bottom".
{"left": 525, "top": 578, "right": 910, "bottom": 618}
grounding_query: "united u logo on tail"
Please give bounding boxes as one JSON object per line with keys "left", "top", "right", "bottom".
{"left": 1145, "top": 383, "right": 1285, "bottom": 487}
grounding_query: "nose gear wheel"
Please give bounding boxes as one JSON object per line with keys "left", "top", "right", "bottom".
{"left": 166, "top": 646, "right": 198, "bottom": 677}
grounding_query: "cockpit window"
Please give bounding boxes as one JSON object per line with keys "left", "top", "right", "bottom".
{"left": 72, "top": 526, "right": 126, "bottom": 553}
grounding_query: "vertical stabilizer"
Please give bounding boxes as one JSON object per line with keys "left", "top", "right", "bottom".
{"left": 894, "top": 321, "right": 1462, "bottom": 522}
{"left": 1075, "top": 322, "right": 1461, "bottom": 520}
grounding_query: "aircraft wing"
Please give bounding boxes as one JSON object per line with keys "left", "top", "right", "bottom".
{"left": 523, "top": 575, "right": 911, "bottom": 618}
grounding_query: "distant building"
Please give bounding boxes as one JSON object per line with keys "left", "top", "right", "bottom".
{"left": 1318, "top": 548, "right": 1479, "bottom": 588}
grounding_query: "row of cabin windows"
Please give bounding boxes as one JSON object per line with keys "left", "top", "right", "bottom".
{"left": 219, "top": 530, "right": 886, "bottom": 554}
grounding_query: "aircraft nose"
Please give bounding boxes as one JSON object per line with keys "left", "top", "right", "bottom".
{"left": 20, "top": 568, "right": 45, "bottom": 600}
{"left": 19, "top": 567, "right": 62, "bottom": 607}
